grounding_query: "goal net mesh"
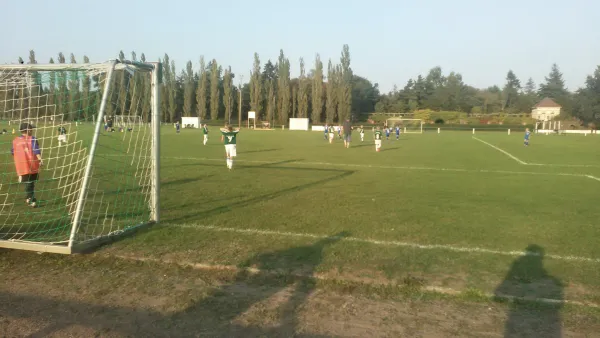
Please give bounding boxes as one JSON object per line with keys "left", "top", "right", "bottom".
{"left": 387, "top": 119, "right": 423, "bottom": 133}
{"left": 0, "top": 61, "right": 155, "bottom": 250}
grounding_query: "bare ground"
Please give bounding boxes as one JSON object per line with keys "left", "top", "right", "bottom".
{"left": 1, "top": 250, "right": 599, "bottom": 337}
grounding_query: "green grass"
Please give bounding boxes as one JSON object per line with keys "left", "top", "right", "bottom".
{"left": 102, "top": 127, "right": 600, "bottom": 305}
{"left": 3, "top": 125, "right": 600, "bottom": 306}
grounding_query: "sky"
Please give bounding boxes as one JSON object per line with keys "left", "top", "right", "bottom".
{"left": 3, "top": 0, "right": 599, "bottom": 93}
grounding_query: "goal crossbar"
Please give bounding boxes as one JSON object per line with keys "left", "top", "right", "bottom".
{"left": 386, "top": 118, "right": 424, "bottom": 133}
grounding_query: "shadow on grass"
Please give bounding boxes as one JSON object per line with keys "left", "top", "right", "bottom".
{"left": 0, "top": 232, "right": 348, "bottom": 337}
{"left": 240, "top": 148, "right": 281, "bottom": 154}
{"left": 494, "top": 244, "right": 563, "bottom": 338}
{"left": 165, "top": 162, "right": 354, "bottom": 223}
{"left": 379, "top": 147, "right": 399, "bottom": 152}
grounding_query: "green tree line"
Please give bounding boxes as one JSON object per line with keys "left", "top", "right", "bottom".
{"left": 3, "top": 46, "right": 600, "bottom": 125}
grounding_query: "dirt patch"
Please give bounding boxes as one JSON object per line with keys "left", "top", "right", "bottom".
{"left": 1, "top": 251, "right": 599, "bottom": 337}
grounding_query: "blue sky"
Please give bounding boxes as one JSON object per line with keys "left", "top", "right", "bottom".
{"left": 4, "top": 0, "right": 599, "bottom": 93}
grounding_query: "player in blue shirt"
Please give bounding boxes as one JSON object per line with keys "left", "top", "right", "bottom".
{"left": 524, "top": 128, "right": 531, "bottom": 146}
{"left": 385, "top": 127, "right": 390, "bottom": 140}
{"left": 395, "top": 125, "right": 400, "bottom": 140}
{"left": 323, "top": 124, "right": 328, "bottom": 140}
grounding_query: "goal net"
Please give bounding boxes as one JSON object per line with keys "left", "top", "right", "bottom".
{"left": 0, "top": 60, "right": 161, "bottom": 254}
{"left": 386, "top": 118, "right": 423, "bottom": 133}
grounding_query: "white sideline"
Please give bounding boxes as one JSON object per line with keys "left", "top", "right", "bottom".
{"left": 110, "top": 254, "right": 599, "bottom": 309}
{"left": 164, "top": 156, "right": 586, "bottom": 179}
{"left": 166, "top": 224, "right": 600, "bottom": 264}
{"left": 472, "top": 136, "right": 528, "bottom": 165}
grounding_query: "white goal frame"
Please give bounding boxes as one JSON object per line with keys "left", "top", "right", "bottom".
{"left": 114, "top": 115, "right": 144, "bottom": 129}
{"left": 0, "top": 60, "right": 162, "bottom": 254}
{"left": 386, "top": 118, "right": 424, "bottom": 134}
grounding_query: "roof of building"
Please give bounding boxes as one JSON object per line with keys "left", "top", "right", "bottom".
{"left": 534, "top": 97, "right": 562, "bottom": 108}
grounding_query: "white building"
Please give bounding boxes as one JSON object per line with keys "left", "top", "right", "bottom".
{"left": 531, "top": 98, "right": 561, "bottom": 121}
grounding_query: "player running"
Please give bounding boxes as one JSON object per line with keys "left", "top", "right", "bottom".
{"left": 385, "top": 127, "right": 390, "bottom": 140}
{"left": 359, "top": 125, "right": 365, "bottom": 142}
{"left": 395, "top": 125, "right": 401, "bottom": 140}
{"left": 175, "top": 121, "right": 181, "bottom": 134}
{"left": 202, "top": 124, "right": 209, "bottom": 145}
{"left": 12, "top": 123, "right": 43, "bottom": 208}
{"left": 524, "top": 128, "right": 531, "bottom": 146}
{"left": 337, "top": 126, "right": 342, "bottom": 140}
{"left": 328, "top": 125, "right": 335, "bottom": 143}
{"left": 323, "top": 124, "right": 328, "bottom": 140}
{"left": 220, "top": 124, "right": 240, "bottom": 170}
{"left": 374, "top": 126, "right": 383, "bottom": 152}
{"left": 57, "top": 125, "right": 67, "bottom": 146}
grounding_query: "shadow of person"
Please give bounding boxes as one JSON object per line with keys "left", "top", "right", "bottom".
{"left": 166, "top": 231, "right": 350, "bottom": 337}
{"left": 494, "top": 244, "right": 564, "bottom": 338}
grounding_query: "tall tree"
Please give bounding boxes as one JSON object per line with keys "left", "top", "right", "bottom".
{"left": 291, "top": 83, "right": 298, "bottom": 118}
{"left": 277, "top": 50, "right": 291, "bottom": 124}
{"left": 311, "top": 54, "right": 324, "bottom": 123}
{"left": 249, "top": 53, "right": 263, "bottom": 117}
{"left": 57, "top": 53, "right": 68, "bottom": 119}
{"left": 298, "top": 58, "right": 309, "bottom": 118}
{"left": 183, "top": 60, "right": 195, "bottom": 116}
{"left": 223, "top": 66, "right": 233, "bottom": 123}
{"left": 68, "top": 53, "right": 80, "bottom": 120}
{"left": 325, "top": 60, "right": 338, "bottom": 123}
{"left": 81, "top": 55, "right": 92, "bottom": 120}
{"left": 503, "top": 70, "right": 521, "bottom": 111}
{"left": 266, "top": 79, "right": 276, "bottom": 125}
{"left": 161, "top": 54, "right": 171, "bottom": 121}
{"left": 117, "top": 50, "right": 129, "bottom": 115}
{"left": 538, "top": 63, "right": 571, "bottom": 113}
{"left": 169, "top": 61, "right": 177, "bottom": 122}
{"left": 196, "top": 56, "right": 209, "bottom": 120}
{"left": 27, "top": 50, "right": 39, "bottom": 118}
{"left": 573, "top": 66, "right": 600, "bottom": 123}
{"left": 209, "top": 59, "right": 221, "bottom": 120}
{"left": 47, "top": 57, "right": 56, "bottom": 120}
{"left": 139, "top": 53, "right": 151, "bottom": 121}
{"left": 337, "top": 44, "right": 353, "bottom": 121}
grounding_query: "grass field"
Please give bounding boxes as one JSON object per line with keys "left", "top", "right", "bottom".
{"left": 2, "top": 125, "right": 600, "bottom": 336}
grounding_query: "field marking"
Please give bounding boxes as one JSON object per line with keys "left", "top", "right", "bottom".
{"left": 110, "top": 253, "right": 599, "bottom": 309}
{"left": 585, "top": 175, "right": 600, "bottom": 182}
{"left": 163, "top": 156, "right": 586, "bottom": 179}
{"left": 165, "top": 223, "right": 600, "bottom": 264}
{"left": 472, "top": 137, "right": 528, "bottom": 164}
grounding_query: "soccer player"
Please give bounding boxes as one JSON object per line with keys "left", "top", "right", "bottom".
{"left": 328, "top": 125, "right": 335, "bottom": 144}
{"left": 220, "top": 124, "right": 240, "bottom": 170}
{"left": 385, "top": 127, "right": 390, "bottom": 140}
{"left": 359, "top": 125, "right": 365, "bottom": 142}
{"left": 175, "top": 121, "right": 181, "bottom": 134}
{"left": 57, "top": 125, "right": 67, "bottom": 146}
{"left": 374, "top": 126, "right": 383, "bottom": 152}
{"left": 395, "top": 125, "right": 400, "bottom": 140}
{"left": 343, "top": 118, "right": 352, "bottom": 148}
{"left": 202, "top": 124, "right": 209, "bottom": 145}
{"left": 337, "top": 126, "right": 342, "bottom": 140}
{"left": 12, "top": 123, "right": 42, "bottom": 208}
{"left": 323, "top": 124, "right": 328, "bottom": 141}
{"left": 524, "top": 128, "right": 531, "bottom": 146}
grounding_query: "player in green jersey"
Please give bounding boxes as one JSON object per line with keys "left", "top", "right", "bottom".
{"left": 220, "top": 124, "right": 240, "bottom": 170}
{"left": 374, "top": 126, "right": 383, "bottom": 152}
{"left": 57, "top": 125, "right": 68, "bottom": 146}
{"left": 202, "top": 124, "right": 209, "bottom": 145}
{"left": 359, "top": 125, "right": 365, "bottom": 142}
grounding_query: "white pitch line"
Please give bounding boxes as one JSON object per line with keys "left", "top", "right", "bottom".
{"left": 585, "top": 175, "right": 600, "bottom": 182}
{"left": 163, "top": 156, "right": 586, "bottom": 178}
{"left": 165, "top": 224, "right": 600, "bottom": 264}
{"left": 109, "top": 254, "right": 599, "bottom": 309}
{"left": 472, "top": 136, "right": 528, "bottom": 165}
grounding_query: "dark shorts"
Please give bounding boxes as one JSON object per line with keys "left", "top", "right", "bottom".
{"left": 344, "top": 134, "right": 351, "bottom": 142}
{"left": 20, "top": 173, "right": 39, "bottom": 183}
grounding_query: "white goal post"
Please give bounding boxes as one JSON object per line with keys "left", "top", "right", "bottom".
{"left": 386, "top": 118, "right": 424, "bottom": 134}
{"left": 289, "top": 118, "right": 309, "bottom": 131}
{"left": 0, "top": 59, "right": 161, "bottom": 254}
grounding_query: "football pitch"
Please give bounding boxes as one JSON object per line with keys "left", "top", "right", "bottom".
{"left": 2, "top": 125, "right": 600, "bottom": 335}
{"left": 125, "top": 127, "right": 600, "bottom": 302}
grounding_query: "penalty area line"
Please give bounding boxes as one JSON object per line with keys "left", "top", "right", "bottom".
{"left": 163, "top": 156, "right": 585, "bottom": 178}
{"left": 472, "top": 136, "right": 528, "bottom": 165}
{"left": 165, "top": 224, "right": 600, "bottom": 264}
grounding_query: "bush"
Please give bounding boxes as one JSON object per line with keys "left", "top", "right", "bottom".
{"left": 434, "top": 118, "right": 444, "bottom": 124}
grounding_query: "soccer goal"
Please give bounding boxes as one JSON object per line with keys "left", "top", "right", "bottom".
{"left": 0, "top": 60, "right": 161, "bottom": 254}
{"left": 386, "top": 118, "right": 424, "bottom": 134}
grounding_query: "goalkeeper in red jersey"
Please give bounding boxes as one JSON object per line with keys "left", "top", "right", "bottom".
{"left": 11, "top": 123, "right": 43, "bottom": 207}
